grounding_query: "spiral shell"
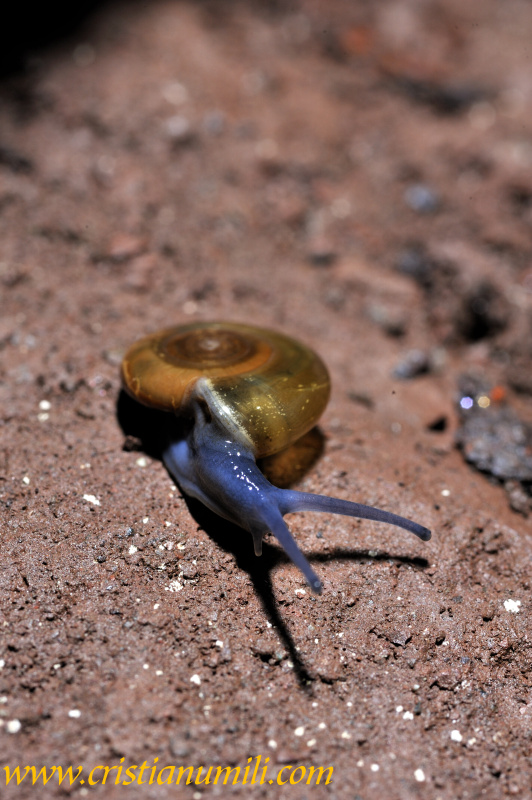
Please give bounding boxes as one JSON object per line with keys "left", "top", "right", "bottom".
{"left": 121, "top": 321, "right": 330, "bottom": 457}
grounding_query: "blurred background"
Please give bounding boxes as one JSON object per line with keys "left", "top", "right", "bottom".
{"left": 2, "top": 1, "right": 532, "bottom": 796}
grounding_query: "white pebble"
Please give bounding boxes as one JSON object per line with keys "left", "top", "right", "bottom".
{"left": 190, "top": 674, "right": 201, "bottom": 686}
{"left": 503, "top": 599, "right": 521, "bottom": 613}
{"left": 165, "top": 580, "right": 183, "bottom": 593}
{"left": 6, "top": 719, "right": 21, "bottom": 734}
{"left": 370, "top": 763, "right": 379, "bottom": 772}
{"left": 331, "top": 197, "right": 351, "bottom": 219}
{"left": 294, "top": 726, "right": 305, "bottom": 736}
{"left": 268, "top": 739, "right": 277, "bottom": 749}
{"left": 341, "top": 731, "right": 351, "bottom": 739}
{"left": 39, "top": 400, "right": 51, "bottom": 411}
{"left": 68, "top": 709, "right": 81, "bottom": 719}
{"left": 414, "top": 768, "right": 425, "bottom": 782}
{"left": 128, "top": 545, "right": 137, "bottom": 554}
{"left": 136, "top": 457, "right": 148, "bottom": 468}
{"left": 306, "top": 739, "right": 316, "bottom": 747}
{"left": 450, "top": 730, "right": 463, "bottom": 742}
{"left": 83, "top": 494, "right": 100, "bottom": 506}
{"left": 182, "top": 300, "right": 198, "bottom": 315}
{"left": 22, "top": 476, "right": 30, "bottom": 485}
{"left": 162, "top": 81, "right": 188, "bottom": 106}
{"left": 403, "top": 711, "right": 414, "bottom": 720}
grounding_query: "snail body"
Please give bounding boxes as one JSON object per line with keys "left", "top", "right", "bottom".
{"left": 122, "top": 322, "right": 430, "bottom": 593}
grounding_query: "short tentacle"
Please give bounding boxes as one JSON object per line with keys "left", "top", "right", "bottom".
{"left": 277, "top": 490, "right": 431, "bottom": 541}
{"left": 252, "top": 509, "right": 323, "bottom": 594}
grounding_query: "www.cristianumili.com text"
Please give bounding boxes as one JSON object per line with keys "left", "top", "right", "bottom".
{"left": 3, "top": 756, "right": 334, "bottom": 788}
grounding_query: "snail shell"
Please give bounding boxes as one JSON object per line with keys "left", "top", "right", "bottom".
{"left": 121, "top": 321, "right": 330, "bottom": 457}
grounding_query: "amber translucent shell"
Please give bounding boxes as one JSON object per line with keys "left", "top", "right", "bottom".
{"left": 121, "top": 321, "right": 330, "bottom": 457}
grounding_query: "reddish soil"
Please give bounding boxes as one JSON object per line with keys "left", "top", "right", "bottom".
{"left": 1, "top": 1, "right": 532, "bottom": 798}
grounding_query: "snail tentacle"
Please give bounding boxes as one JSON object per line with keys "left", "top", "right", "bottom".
{"left": 251, "top": 511, "right": 323, "bottom": 594}
{"left": 278, "top": 491, "right": 431, "bottom": 542}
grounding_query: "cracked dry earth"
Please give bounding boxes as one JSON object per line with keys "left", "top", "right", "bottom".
{"left": 1, "top": 1, "right": 532, "bottom": 798}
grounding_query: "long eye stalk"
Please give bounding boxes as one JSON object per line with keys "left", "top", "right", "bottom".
{"left": 274, "top": 488, "right": 430, "bottom": 593}
{"left": 279, "top": 490, "right": 430, "bottom": 540}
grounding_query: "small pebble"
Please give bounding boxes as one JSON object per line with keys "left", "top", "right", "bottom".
{"left": 6, "top": 719, "right": 21, "bottom": 734}
{"left": 396, "top": 245, "right": 433, "bottom": 287}
{"left": 503, "top": 599, "right": 521, "bottom": 614}
{"left": 165, "top": 115, "right": 194, "bottom": 144}
{"left": 404, "top": 184, "right": 440, "bottom": 213}
{"left": 392, "top": 349, "right": 430, "bottom": 380}
{"left": 83, "top": 494, "right": 100, "bottom": 506}
{"left": 162, "top": 81, "right": 188, "bottom": 105}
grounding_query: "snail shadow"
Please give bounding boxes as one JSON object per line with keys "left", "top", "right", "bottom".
{"left": 116, "top": 391, "right": 429, "bottom": 689}
{"left": 181, "top": 499, "right": 430, "bottom": 688}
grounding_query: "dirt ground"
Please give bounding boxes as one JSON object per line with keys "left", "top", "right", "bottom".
{"left": 2, "top": 1, "right": 532, "bottom": 798}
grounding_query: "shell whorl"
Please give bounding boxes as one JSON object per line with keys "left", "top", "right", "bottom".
{"left": 121, "top": 321, "right": 330, "bottom": 457}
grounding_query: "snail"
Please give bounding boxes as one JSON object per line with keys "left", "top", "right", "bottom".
{"left": 121, "top": 321, "right": 431, "bottom": 594}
